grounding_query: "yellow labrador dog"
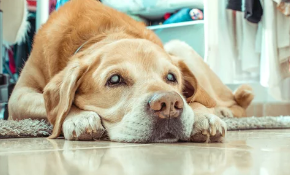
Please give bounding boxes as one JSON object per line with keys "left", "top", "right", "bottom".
{"left": 8, "top": 0, "right": 253, "bottom": 143}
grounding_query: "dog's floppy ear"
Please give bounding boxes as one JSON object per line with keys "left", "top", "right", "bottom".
{"left": 43, "top": 60, "right": 88, "bottom": 139}
{"left": 178, "top": 61, "right": 216, "bottom": 107}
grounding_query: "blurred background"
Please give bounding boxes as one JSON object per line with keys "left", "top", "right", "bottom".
{"left": 0, "top": 0, "right": 290, "bottom": 119}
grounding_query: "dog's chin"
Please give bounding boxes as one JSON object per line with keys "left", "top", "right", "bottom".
{"left": 154, "top": 139, "right": 179, "bottom": 143}
{"left": 108, "top": 132, "right": 183, "bottom": 143}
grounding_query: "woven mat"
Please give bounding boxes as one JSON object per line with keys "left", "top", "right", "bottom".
{"left": 1, "top": 116, "right": 290, "bottom": 138}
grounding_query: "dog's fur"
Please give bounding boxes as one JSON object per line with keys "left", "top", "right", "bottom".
{"left": 8, "top": 0, "right": 253, "bottom": 143}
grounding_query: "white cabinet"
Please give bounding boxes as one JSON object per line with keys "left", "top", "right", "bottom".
{"left": 148, "top": 21, "right": 205, "bottom": 58}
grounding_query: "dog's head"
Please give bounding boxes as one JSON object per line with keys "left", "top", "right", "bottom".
{"left": 44, "top": 39, "right": 215, "bottom": 142}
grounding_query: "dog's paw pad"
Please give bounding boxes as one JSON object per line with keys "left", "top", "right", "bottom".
{"left": 63, "top": 111, "right": 105, "bottom": 141}
{"left": 190, "top": 114, "right": 227, "bottom": 143}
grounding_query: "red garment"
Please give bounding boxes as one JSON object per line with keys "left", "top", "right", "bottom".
{"left": 164, "top": 13, "right": 171, "bottom": 20}
{"left": 27, "top": 0, "right": 37, "bottom": 8}
{"left": 27, "top": 0, "right": 37, "bottom": 12}
{"left": 8, "top": 48, "right": 16, "bottom": 74}
{"left": 27, "top": 0, "right": 56, "bottom": 13}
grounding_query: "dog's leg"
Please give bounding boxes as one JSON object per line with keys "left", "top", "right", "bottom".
{"left": 189, "top": 103, "right": 227, "bottom": 143}
{"left": 8, "top": 86, "right": 47, "bottom": 120}
{"left": 214, "top": 105, "right": 248, "bottom": 118}
{"left": 214, "top": 106, "right": 234, "bottom": 118}
{"left": 234, "top": 84, "right": 254, "bottom": 109}
{"left": 229, "top": 105, "right": 247, "bottom": 117}
{"left": 62, "top": 105, "right": 105, "bottom": 141}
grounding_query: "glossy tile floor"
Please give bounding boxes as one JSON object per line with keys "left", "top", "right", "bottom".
{"left": 1, "top": 129, "right": 290, "bottom": 175}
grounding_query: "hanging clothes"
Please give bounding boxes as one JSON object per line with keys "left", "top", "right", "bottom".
{"left": 227, "top": 0, "right": 243, "bottom": 11}
{"left": 277, "top": 1, "right": 290, "bottom": 16}
{"left": 205, "top": 0, "right": 290, "bottom": 100}
{"left": 204, "top": 0, "right": 236, "bottom": 83}
{"left": 235, "top": 11, "right": 260, "bottom": 83}
{"left": 244, "top": 0, "right": 263, "bottom": 23}
{"left": 15, "top": 12, "right": 36, "bottom": 75}
{"left": 259, "top": 0, "right": 290, "bottom": 101}
{"left": 227, "top": 0, "right": 263, "bottom": 23}
{"left": 205, "top": 0, "right": 260, "bottom": 84}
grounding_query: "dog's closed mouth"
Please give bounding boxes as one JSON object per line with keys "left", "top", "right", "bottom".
{"left": 160, "top": 132, "right": 176, "bottom": 139}
{"left": 155, "top": 132, "right": 178, "bottom": 143}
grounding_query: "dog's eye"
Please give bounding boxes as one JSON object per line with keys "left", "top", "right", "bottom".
{"left": 107, "top": 74, "right": 123, "bottom": 86}
{"left": 167, "top": 73, "right": 177, "bottom": 83}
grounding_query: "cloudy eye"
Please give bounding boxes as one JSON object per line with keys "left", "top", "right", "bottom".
{"left": 167, "top": 73, "right": 177, "bottom": 83}
{"left": 107, "top": 74, "right": 122, "bottom": 86}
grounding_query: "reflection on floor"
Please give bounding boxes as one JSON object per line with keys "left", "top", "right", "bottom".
{"left": 1, "top": 129, "right": 290, "bottom": 175}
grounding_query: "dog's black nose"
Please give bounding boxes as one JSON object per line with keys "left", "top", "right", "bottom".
{"left": 148, "top": 91, "right": 184, "bottom": 119}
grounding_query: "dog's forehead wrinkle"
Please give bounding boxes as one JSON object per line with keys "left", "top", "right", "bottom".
{"left": 87, "top": 43, "right": 176, "bottom": 82}
{"left": 94, "top": 61, "right": 171, "bottom": 86}
{"left": 103, "top": 38, "right": 169, "bottom": 62}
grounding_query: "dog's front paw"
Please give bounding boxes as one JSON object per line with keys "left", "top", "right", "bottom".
{"left": 190, "top": 113, "right": 227, "bottom": 143}
{"left": 62, "top": 111, "right": 105, "bottom": 141}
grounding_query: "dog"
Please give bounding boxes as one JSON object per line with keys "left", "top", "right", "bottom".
{"left": 8, "top": 0, "right": 253, "bottom": 143}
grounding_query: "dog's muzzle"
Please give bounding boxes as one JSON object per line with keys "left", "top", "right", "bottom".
{"left": 147, "top": 91, "right": 185, "bottom": 142}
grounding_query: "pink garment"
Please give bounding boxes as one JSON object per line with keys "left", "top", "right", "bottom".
{"left": 50, "top": 0, "right": 57, "bottom": 14}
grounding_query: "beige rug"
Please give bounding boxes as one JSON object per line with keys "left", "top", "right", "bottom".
{"left": 1, "top": 116, "right": 290, "bottom": 138}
